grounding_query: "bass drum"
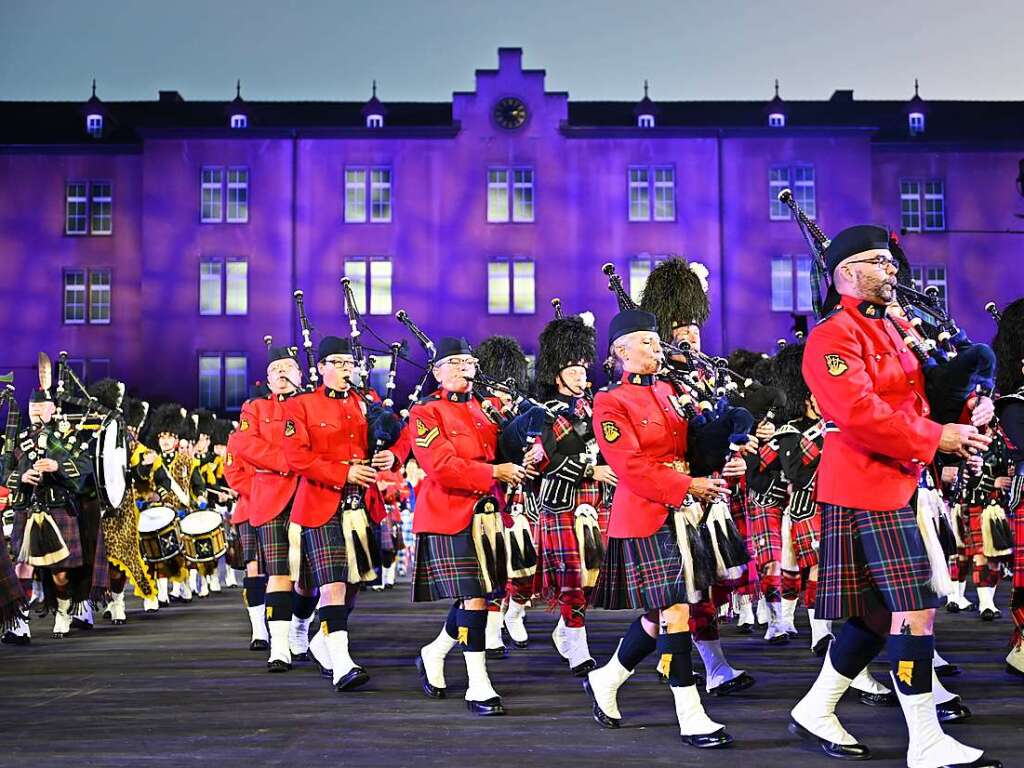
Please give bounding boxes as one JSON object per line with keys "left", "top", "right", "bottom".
{"left": 179, "top": 510, "right": 228, "bottom": 563}
{"left": 138, "top": 505, "right": 182, "bottom": 563}
{"left": 95, "top": 418, "right": 128, "bottom": 516}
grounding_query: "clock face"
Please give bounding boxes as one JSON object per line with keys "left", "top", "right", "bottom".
{"left": 494, "top": 97, "right": 528, "bottom": 130}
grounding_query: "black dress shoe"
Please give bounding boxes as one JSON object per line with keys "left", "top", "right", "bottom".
{"left": 466, "top": 697, "right": 505, "bottom": 716}
{"left": 937, "top": 697, "right": 972, "bottom": 723}
{"left": 335, "top": 666, "right": 369, "bottom": 691}
{"left": 415, "top": 656, "right": 446, "bottom": 699}
{"left": 812, "top": 636, "right": 834, "bottom": 657}
{"left": 70, "top": 618, "right": 93, "bottom": 630}
{"left": 767, "top": 634, "right": 790, "bottom": 646}
{"left": 681, "top": 728, "right": 734, "bottom": 749}
{"left": 856, "top": 690, "right": 896, "bottom": 707}
{"left": 570, "top": 658, "right": 596, "bottom": 678}
{"left": 485, "top": 645, "right": 509, "bottom": 660}
{"left": 736, "top": 622, "right": 753, "bottom": 635}
{"left": 980, "top": 608, "right": 1000, "bottom": 621}
{"left": 169, "top": 595, "right": 184, "bottom": 604}
{"left": 946, "top": 602, "right": 961, "bottom": 614}
{"left": 52, "top": 632, "right": 66, "bottom": 639}
{"left": 789, "top": 720, "right": 872, "bottom": 760}
{"left": 509, "top": 639, "right": 528, "bottom": 650}
{"left": 583, "top": 679, "right": 620, "bottom": 729}
{"left": 291, "top": 651, "right": 309, "bottom": 662}
{"left": 939, "top": 759, "right": 1001, "bottom": 768}
{"left": 249, "top": 638, "right": 269, "bottom": 651}
{"left": 936, "top": 663, "right": 961, "bottom": 678}
{"left": 709, "top": 672, "right": 755, "bottom": 696}
{"left": 158, "top": 600, "right": 170, "bottom": 607}
{"left": 1, "top": 632, "right": 30, "bottom": 646}
{"left": 267, "top": 659, "right": 292, "bottom": 673}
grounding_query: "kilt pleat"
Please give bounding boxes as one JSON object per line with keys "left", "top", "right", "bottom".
{"left": 746, "top": 502, "right": 783, "bottom": 569}
{"left": 412, "top": 525, "right": 486, "bottom": 602}
{"left": 590, "top": 521, "right": 688, "bottom": 611}
{"left": 236, "top": 520, "right": 259, "bottom": 564}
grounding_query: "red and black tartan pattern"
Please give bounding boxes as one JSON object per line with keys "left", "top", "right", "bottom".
{"left": 550, "top": 414, "right": 575, "bottom": 441}
{"left": 815, "top": 503, "right": 938, "bottom": 620}
{"left": 798, "top": 435, "right": 822, "bottom": 465}
{"left": 12, "top": 506, "right": 84, "bottom": 570}
{"left": 1013, "top": 497, "right": 1024, "bottom": 593}
{"left": 302, "top": 514, "right": 356, "bottom": 589}
{"left": 758, "top": 443, "right": 779, "bottom": 473}
{"left": 236, "top": 520, "right": 259, "bottom": 564}
{"left": 591, "top": 521, "right": 688, "bottom": 611}
{"left": 412, "top": 524, "right": 487, "bottom": 602}
{"left": 746, "top": 501, "right": 783, "bottom": 569}
{"left": 791, "top": 513, "right": 820, "bottom": 570}
{"left": 255, "top": 514, "right": 293, "bottom": 577}
{"left": 960, "top": 494, "right": 1006, "bottom": 559}
{"left": 534, "top": 484, "right": 605, "bottom": 597}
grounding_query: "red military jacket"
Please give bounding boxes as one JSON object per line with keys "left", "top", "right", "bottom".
{"left": 282, "top": 385, "right": 370, "bottom": 528}
{"left": 409, "top": 389, "right": 500, "bottom": 535}
{"left": 803, "top": 294, "right": 943, "bottom": 511}
{"left": 223, "top": 431, "right": 254, "bottom": 524}
{"left": 232, "top": 394, "right": 299, "bottom": 527}
{"left": 593, "top": 373, "right": 692, "bottom": 538}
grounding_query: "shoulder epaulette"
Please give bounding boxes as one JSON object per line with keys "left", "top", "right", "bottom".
{"left": 775, "top": 423, "right": 801, "bottom": 436}
{"left": 413, "top": 392, "right": 442, "bottom": 407}
{"left": 815, "top": 305, "right": 845, "bottom": 325}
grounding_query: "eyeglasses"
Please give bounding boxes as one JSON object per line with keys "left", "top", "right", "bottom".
{"left": 323, "top": 358, "right": 355, "bottom": 368}
{"left": 845, "top": 255, "right": 897, "bottom": 270}
{"left": 441, "top": 357, "right": 477, "bottom": 368}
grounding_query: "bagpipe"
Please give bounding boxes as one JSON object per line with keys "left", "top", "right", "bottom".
{"left": 601, "top": 263, "right": 755, "bottom": 476}
{"left": 777, "top": 187, "right": 995, "bottom": 426}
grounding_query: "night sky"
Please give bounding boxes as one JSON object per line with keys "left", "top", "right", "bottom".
{"left": 1, "top": 0, "right": 1021, "bottom": 103}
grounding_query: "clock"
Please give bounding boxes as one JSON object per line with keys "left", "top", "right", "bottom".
{"left": 494, "top": 97, "right": 528, "bottom": 130}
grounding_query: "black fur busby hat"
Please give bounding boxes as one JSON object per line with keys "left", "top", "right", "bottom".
{"left": 536, "top": 315, "right": 596, "bottom": 397}
{"left": 773, "top": 343, "right": 811, "bottom": 422}
{"left": 122, "top": 397, "right": 148, "bottom": 432}
{"left": 194, "top": 409, "right": 217, "bottom": 439}
{"left": 639, "top": 257, "right": 710, "bottom": 338}
{"left": 994, "top": 298, "right": 1024, "bottom": 396}
{"left": 210, "top": 418, "right": 233, "bottom": 447}
{"left": 87, "top": 377, "right": 123, "bottom": 412}
{"left": 144, "top": 403, "right": 189, "bottom": 445}
{"left": 475, "top": 335, "right": 529, "bottom": 391}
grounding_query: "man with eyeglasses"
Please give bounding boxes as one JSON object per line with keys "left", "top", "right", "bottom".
{"left": 229, "top": 344, "right": 318, "bottom": 671}
{"left": 790, "top": 225, "right": 1000, "bottom": 768}
{"left": 282, "top": 335, "right": 400, "bottom": 692}
{"left": 411, "top": 336, "right": 528, "bottom": 717}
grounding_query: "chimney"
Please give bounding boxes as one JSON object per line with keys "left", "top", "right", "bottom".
{"left": 829, "top": 89, "right": 854, "bottom": 103}
{"left": 159, "top": 90, "right": 184, "bottom": 104}
{"left": 497, "top": 48, "right": 523, "bottom": 72}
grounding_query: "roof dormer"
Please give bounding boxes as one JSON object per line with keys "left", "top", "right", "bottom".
{"left": 766, "top": 79, "right": 786, "bottom": 127}
{"left": 907, "top": 78, "right": 926, "bottom": 136}
{"left": 81, "top": 79, "right": 105, "bottom": 139}
{"left": 227, "top": 80, "right": 248, "bottom": 128}
{"left": 633, "top": 80, "right": 659, "bottom": 128}
{"left": 362, "top": 80, "right": 387, "bottom": 128}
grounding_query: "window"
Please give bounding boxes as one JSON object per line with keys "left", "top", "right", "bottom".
{"left": 201, "top": 167, "right": 224, "bottom": 222}
{"left": 366, "top": 114, "right": 383, "bottom": 128}
{"left": 344, "top": 167, "right": 391, "bottom": 223}
{"left": 88, "top": 269, "right": 111, "bottom": 324}
{"left": 770, "top": 165, "right": 815, "bottom": 220}
{"left": 900, "top": 179, "right": 945, "bottom": 232}
{"left": 910, "top": 265, "right": 948, "bottom": 313}
{"left": 370, "top": 168, "right": 392, "bottom": 223}
{"left": 86, "top": 114, "right": 103, "bottom": 138}
{"left": 199, "top": 258, "right": 248, "bottom": 316}
{"left": 63, "top": 269, "right": 86, "bottom": 324}
{"left": 909, "top": 112, "right": 925, "bottom": 135}
{"left": 343, "top": 257, "right": 392, "bottom": 316}
{"left": 487, "top": 259, "right": 535, "bottom": 315}
{"left": 224, "top": 355, "right": 248, "bottom": 411}
{"left": 628, "top": 166, "right": 675, "bottom": 221}
{"left": 487, "top": 167, "right": 533, "bottom": 223}
{"left": 63, "top": 268, "right": 111, "bottom": 324}
{"left": 89, "top": 182, "right": 112, "bottom": 235}
{"left": 66, "top": 182, "right": 88, "bottom": 235}
{"left": 771, "top": 254, "right": 814, "bottom": 312}
{"left": 198, "top": 355, "right": 222, "bottom": 410}
{"left": 628, "top": 254, "right": 668, "bottom": 304}
{"left": 638, "top": 114, "right": 655, "bottom": 128}
{"left": 230, "top": 114, "right": 247, "bottom": 129}
{"left": 86, "top": 359, "right": 110, "bottom": 383}
{"left": 226, "top": 167, "right": 249, "bottom": 223}
{"left": 768, "top": 113, "right": 786, "bottom": 128}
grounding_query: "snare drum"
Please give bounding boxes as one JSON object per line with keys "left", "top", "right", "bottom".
{"left": 138, "top": 505, "right": 182, "bottom": 563}
{"left": 179, "top": 510, "right": 227, "bottom": 563}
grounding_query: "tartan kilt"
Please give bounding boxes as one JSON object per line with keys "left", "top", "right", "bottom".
{"left": 412, "top": 524, "right": 487, "bottom": 602}
{"left": 746, "top": 501, "right": 783, "bottom": 570}
{"left": 0, "top": 535, "right": 25, "bottom": 628}
{"left": 1013, "top": 498, "right": 1024, "bottom": 593}
{"left": 535, "top": 505, "right": 586, "bottom": 596}
{"left": 13, "top": 506, "right": 84, "bottom": 570}
{"left": 591, "top": 520, "right": 688, "bottom": 611}
{"left": 816, "top": 503, "right": 938, "bottom": 620}
{"left": 255, "top": 514, "right": 293, "bottom": 577}
{"left": 791, "top": 513, "right": 820, "bottom": 570}
{"left": 962, "top": 504, "right": 985, "bottom": 558}
{"left": 302, "top": 515, "right": 352, "bottom": 588}
{"left": 236, "top": 520, "right": 259, "bottom": 564}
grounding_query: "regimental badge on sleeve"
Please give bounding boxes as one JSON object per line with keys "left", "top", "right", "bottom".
{"left": 225, "top": 453, "right": 233, "bottom": 467}
{"left": 239, "top": 418, "right": 250, "bottom": 431}
{"left": 601, "top": 420, "right": 621, "bottom": 443}
{"left": 284, "top": 420, "right": 296, "bottom": 438}
{"left": 414, "top": 418, "right": 440, "bottom": 448}
{"left": 824, "top": 354, "right": 849, "bottom": 377}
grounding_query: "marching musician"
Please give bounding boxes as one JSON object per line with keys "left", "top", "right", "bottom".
{"left": 789, "top": 224, "right": 1000, "bottom": 768}
{"left": 586, "top": 308, "right": 734, "bottom": 750}
{"left": 410, "top": 336, "right": 527, "bottom": 717}
{"left": 232, "top": 345, "right": 317, "bottom": 672}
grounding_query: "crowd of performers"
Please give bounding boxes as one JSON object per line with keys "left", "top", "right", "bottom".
{"left": 3, "top": 213, "right": 1024, "bottom": 768}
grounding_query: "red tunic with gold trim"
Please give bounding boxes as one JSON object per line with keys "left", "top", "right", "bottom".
{"left": 231, "top": 394, "right": 299, "bottom": 527}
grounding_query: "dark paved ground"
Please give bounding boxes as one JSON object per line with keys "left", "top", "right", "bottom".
{"left": 3, "top": 584, "right": 1023, "bottom": 768}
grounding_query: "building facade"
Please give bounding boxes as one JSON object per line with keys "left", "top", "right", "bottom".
{"left": 2, "top": 49, "right": 1022, "bottom": 409}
